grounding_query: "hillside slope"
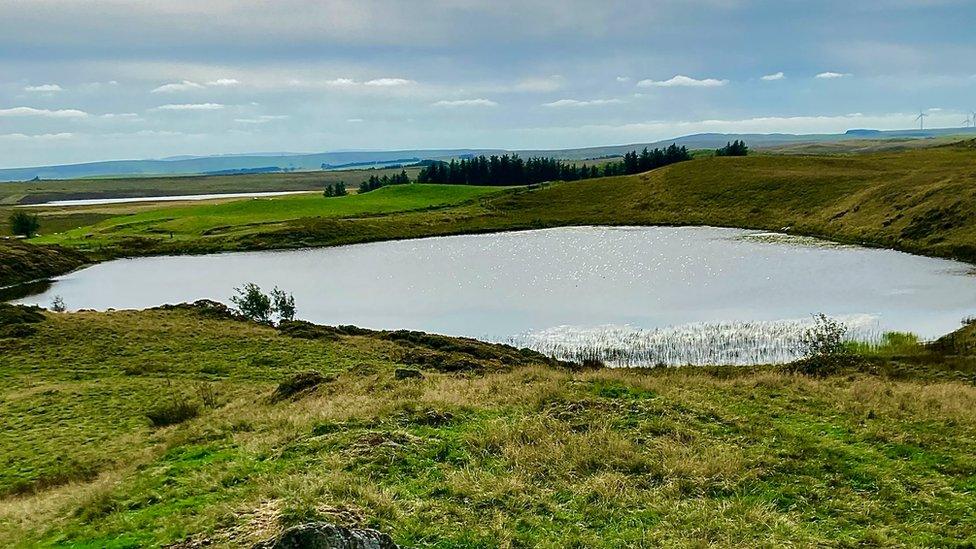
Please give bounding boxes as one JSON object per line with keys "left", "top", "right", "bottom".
{"left": 1, "top": 304, "right": 975, "bottom": 546}
{"left": 235, "top": 143, "right": 976, "bottom": 263}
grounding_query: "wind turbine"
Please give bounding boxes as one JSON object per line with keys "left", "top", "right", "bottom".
{"left": 961, "top": 115, "right": 971, "bottom": 128}
{"left": 915, "top": 110, "right": 927, "bottom": 131}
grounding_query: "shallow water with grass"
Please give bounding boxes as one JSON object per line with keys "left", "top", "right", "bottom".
{"left": 14, "top": 226, "right": 976, "bottom": 365}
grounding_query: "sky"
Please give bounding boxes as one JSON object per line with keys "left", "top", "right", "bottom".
{"left": 2, "top": 0, "right": 976, "bottom": 167}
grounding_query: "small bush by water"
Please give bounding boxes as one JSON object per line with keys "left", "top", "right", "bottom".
{"left": 230, "top": 283, "right": 296, "bottom": 325}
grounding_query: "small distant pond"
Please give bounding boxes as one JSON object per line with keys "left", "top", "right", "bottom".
{"left": 24, "top": 190, "right": 310, "bottom": 207}
{"left": 12, "top": 226, "right": 976, "bottom": 366}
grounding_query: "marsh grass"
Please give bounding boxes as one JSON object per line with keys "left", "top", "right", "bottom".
{"left": 509, "top": 315, "right": 882, "bottom": 367}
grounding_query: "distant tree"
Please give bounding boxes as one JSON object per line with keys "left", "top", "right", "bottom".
{"left": 9, "top": 211, "right": 40, "bottom": 237}
{"left": 51, "top": 295, "right": 66, "bottom": 313}
{"left": 334, "top": 181, "right": 347, "bottom": 196}
{"left": 323, "top": 184, "right": 334, "bottom": 197}
{"left": 715, "top": 139, "right": 749, "bottom": 157}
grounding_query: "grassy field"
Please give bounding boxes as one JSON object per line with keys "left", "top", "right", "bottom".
{"left": 0, "top": 167, "right": 422, "bottom": 206}
{"left": 34, "top": 185, "right": 505, "bottom": 247}
{"left": 27, "top": 141, "right": 976, "bottom": 266}
{"left": 1, "top": 303, "right": 975, "bottom": 547}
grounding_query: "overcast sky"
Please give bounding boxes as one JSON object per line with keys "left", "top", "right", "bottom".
{"left": 1, "top": 0, "right": 975, "bottom": 167}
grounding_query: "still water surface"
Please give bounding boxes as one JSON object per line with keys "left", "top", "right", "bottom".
{"left": 25, "top": 190, "right": 309, "bottom": 207}
{"left": 14, "top": 227, "right": 976, "bottom": 362}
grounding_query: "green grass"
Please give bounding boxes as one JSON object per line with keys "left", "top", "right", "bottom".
{"left": 1, "top": 306, "right": 976, "bottom": 547}
{"left": 34, "top": 184, "right": 505, "bottom": 247}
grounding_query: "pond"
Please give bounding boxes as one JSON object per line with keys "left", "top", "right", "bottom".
{"left": 13, "top": 226, "right": 976, "bottom": 366}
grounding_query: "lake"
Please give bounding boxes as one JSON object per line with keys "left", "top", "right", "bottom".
{"left": 13, "top": 226, "right": 976, "bottom": 365}
{"left": 24, "top": 190, "right": 310, "bottom": 207}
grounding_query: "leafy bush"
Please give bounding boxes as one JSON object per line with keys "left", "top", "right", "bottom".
{"left": 271, "top": 287, "right": 296, "bottom": 322}
{"left": 793, "top": 314, "right": 851, "bottom": 376}
{"left": 230, "top": 283, "right": 272, "bottom": 323}
{"left": 230, "top": 283, "right": 297, "bottom": 325}
{"left": 9, "top": 211, "right": 40, "bottom": 237}
{"left": 801, "top": 314, "right": 848, "bottom": 358}
{"left": 51, "top": 295, "right": 66, "bottom": 313}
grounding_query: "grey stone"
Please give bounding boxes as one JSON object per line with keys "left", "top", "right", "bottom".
{"left": 254, "top": 522, "right": 398, "bottom": 549}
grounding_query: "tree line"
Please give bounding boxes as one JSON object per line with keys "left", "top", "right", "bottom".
{"left": 322, "top": 182, "right": 348, "bottom": 197}
{"left": 416, "top": 145, "right": 691, "bottom": 186}
{"left": 358, "top": 170, "right": 411, "bottom": 194}
{"left": 715, "top": 140, "right": 749, "bottom": 157}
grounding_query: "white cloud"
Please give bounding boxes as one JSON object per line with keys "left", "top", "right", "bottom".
{"left": 233, "top": 114, "right": 289, "bottom": 124}
{"left": 432, "top": 98, "right": 498, "bottom": 107}
{"left": 616, "top": 76, "right": 631, "bottom": 83}
{"left": 760, "top": 72, "right": 785, "bottom": 81}
{"left": 100, "top": 112, "right": 142, "bottom": 120}
{"left": 207, "top": 78, "right": 240, "bottom": 86}
{"left": 815, "top": 71, "right": 851, "bottom": 79}
{"left": 347, "top": 118, "right": 364, "bottom": 123}
{"left": 151, "top": 80, "right": 206, "bottom": 93}
{"left": 636, "top": 75, "right": 728, "bottom": 88}
{"left": 152, "top": 103, "right": 225, "bottom": 111}
{"left": 24, "top": 84, "right": 64, "bottom": 92}
{"left": 363, "top": 78, "right": 415, "bottom": 87}
{"left": 322, "top": 78, "right": 357, "bottom": 87}
{"left": 0, "top": 106, "right": 88, "bottom": 118}
{"left": 0, "top": 132, "right": 74, "bottom": 141}
{"left": 542, "top": 98, "right": 623, "bottom": 108}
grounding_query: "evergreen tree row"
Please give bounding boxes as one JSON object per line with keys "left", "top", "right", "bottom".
{"left": 417, "top": 145, "right": 691, "bottom": 186}
{"left": 715, "top": 140, "right": 749, "bottom": 157}
{"left": 358, "top": 170, "right": 411, "bottom": 194}
{"left": 322, "top": 181, "right": 347, "bottom": 197}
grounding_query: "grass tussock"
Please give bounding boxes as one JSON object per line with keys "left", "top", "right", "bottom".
{"left": 145, "top": 393, "right": 201, "bottom": 427}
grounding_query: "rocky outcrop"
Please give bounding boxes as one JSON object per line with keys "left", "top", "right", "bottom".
{"left": 254, "top": 522, "right": 399, "bottom": 549}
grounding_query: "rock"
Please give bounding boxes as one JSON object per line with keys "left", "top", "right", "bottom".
{"left": 394, "top": 368, "right": 423, "bottom": 380}
{"left": 253, "top": 522, "right": 398, "bottom": 549}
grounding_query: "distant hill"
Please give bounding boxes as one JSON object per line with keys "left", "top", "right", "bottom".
{"left": 0, "top": 149, "right": 500, "bottom": 182}
{"left": 3, "top": 127, "right": 975, "bottom": 182}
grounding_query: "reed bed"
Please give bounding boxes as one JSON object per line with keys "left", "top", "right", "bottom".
{"left": 507, "top": 315, "right": 881, "bottom": 367}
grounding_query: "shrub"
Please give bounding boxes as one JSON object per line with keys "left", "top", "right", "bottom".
{"left": 793, "top": 314, "right": 851, "bottom": 376}
{"left": 801, "top": 314, "right": 848, "bottom": 358}
{"left": 51, "top": 295, "right": 66, "bottom": 313}
{"left": 9, "top": 211, "right": 40, "bottom": 237}
{"left": 230, "top": 283, "right": 272, "bottom": 323}
{"left": 230, "top": 283, "right": 297, "bottom": 325}
{"left": 146, "top": 394, "right": 200, "bottom": 427}
{"left": 271, "top": 287, "right": 296, "bottom": 322}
